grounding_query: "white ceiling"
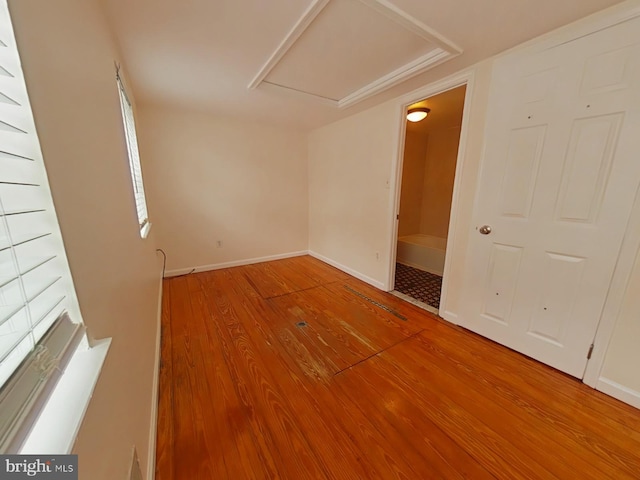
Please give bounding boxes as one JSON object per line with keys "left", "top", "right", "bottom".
{"left": 100, "top": 0, "right": 626, "bottom": 132}
{"left": 255, "top": 0, "right": 461, "bottom": 107}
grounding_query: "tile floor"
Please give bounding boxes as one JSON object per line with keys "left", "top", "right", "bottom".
{"left": 394, "top": 263, "right": 443, "bottom": 309}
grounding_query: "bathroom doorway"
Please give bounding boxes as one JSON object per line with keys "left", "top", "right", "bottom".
{"left": 392, "top": 85, "right": 466, "bottom": 314}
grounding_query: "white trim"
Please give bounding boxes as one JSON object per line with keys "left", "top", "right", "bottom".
{"left": 583, "top": 182, "right": 640, "bottom": 386}
{"left": 384, "top": 89, "right": 408, "bottom": 291}
{"left": 141, "top": 222, "right": 152, "bottom": 240}
{"left": 117, "top": 77, "right": 150, "bottom": 237}
{"left": 308, "top": 251, "right": 386, "bottom": 290}
{"left": 261, "top": 81, "right": 339, "bottom": 106}
{"left": 338, "top": 48, "right": 457, "bottom": 108}
{"left": 164, "top": 251, "right": 308, "bottom": 277}
{"left": 384, "top": 69, "right": 475, "bottom": 322}
{"left": 358, "top": 0, "right": 462, "bottom": 52}
{"left": 438, "top": 72, "right": 475, "bottom": 321}
{"left": 262, "top": 48, "right": 458, "bottom": 109}
{"left": 247, "top": 0, "right": 331, "bottom": 89}
{"left": 248, "top": 0, "right": 461, "bottom": 109}
{"left": 145, "top": 273, "right": 164, "bottom": 480}
{"left": 596, "top": 377, "right": 640, "bottom": 410}
{"left": 19, "top": 337, "right": 112, "bottom": 454}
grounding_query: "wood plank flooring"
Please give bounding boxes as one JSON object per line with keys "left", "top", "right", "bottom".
{"left": 156, "top": 255, "right": 640, "bottom": 479}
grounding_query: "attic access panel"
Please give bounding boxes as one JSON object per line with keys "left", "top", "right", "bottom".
{"left": 249, "top": 0, "right": 462, "bottom": 108}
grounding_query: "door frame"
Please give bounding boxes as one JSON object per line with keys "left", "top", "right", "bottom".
{"left": 583, "top": 181, "right": 640, "bottom": 388}
{"left": 385, "top": 69, "right": 476, "bottom": 322}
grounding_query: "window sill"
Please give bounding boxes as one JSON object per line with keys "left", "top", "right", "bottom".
{"left": 140, "top": 222, "right": 152, "bottom": 239}
{"left": 19, "top": 336, "right": 111, "bottom": 454}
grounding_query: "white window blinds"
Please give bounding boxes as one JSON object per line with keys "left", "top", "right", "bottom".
{"left": 117, "top": 77, "right": 149, "bottom": 235}
{"left": 0, "top": 0, "right": 83, "bottom": 452}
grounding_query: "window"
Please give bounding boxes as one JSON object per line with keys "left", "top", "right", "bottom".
{"left": 0, "top": 0, "right": 84, "bottom": 452}
{"left": 116, "top": 75, "right": 150, "bottom": 237}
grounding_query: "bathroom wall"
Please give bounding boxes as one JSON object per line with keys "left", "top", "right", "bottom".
{"left": 397, "top": 128, "right": 429, "bottom": 237}
{"left": 419, "top": 125, "right": 462, "bottom": 239}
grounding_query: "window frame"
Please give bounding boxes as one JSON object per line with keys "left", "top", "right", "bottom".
{"left": 116, "top": 75, "right": 150, "bottom": 238}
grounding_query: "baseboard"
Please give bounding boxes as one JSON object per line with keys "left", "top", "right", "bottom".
{"left": 146, "top": 274, "right": 163, "bottom": 480}
{"left": 596, "top": 377, "right": 640, "bottom": 410}
{"left": 308, "top": 250, "right": 385, "bottom": 290}
{"left": 164, "top": 251, "right": 308, "bottom": 277}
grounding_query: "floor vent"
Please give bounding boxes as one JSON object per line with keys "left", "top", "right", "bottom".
{"left": 344, "top": 286, "right": 407, "bottom": 321}
{"left": 129, "top": 447, "right": 143, "bottom": 480}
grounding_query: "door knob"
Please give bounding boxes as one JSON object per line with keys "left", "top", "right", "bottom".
{"left": 479, "top": 225, "right": 492, "bottom": 235}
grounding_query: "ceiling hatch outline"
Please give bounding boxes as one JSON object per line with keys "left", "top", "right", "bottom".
{"left": 248, "top": 0, "right": 463, "bottom": 109}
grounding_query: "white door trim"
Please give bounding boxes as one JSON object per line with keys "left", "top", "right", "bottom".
{"left": 385, "top": 69, "right": 475, "bottom": 325}
{"left": 583, "top": 184, "right": 640, "bottom": 386}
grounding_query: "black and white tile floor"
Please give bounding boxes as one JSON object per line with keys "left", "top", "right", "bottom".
{"left": 394, "top": 263, "right": 442, "bottom": 310}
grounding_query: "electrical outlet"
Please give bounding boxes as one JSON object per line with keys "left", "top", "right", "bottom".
{"left": 216, "top": 240, "right": 223, "bottom": 248}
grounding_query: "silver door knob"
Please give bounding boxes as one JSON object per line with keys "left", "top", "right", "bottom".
{"left": 479, "top": 225, "right": 492, "bottom": 235}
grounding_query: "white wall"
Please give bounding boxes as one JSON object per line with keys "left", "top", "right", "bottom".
{"left": 9, "top": 0, "right": 162, "bottom": 478}
{"left": 138, "top": 104, "right": 309, "bottom": 274}
{"left": 601, "top": 245, "right": 640, "bottom": 395}
{"left": 308, "top": 101, "right": 401, "bottom": 287}
{"left": 308, "top": 63, "right": 493, "bottom": 309}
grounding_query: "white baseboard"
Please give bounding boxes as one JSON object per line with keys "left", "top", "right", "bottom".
{"left": 596, "top": 377, "right": 640, "bottom": 410}
{"left": 308, "top": 250, "right": 385, "bottom": 290}
{"left": 164, "top": 251, "right": 308, "bottom": 277}
{"left": 146, "top": 273, "right": 164, "bottom": 480}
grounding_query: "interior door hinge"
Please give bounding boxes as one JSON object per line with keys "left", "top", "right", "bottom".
{"left": 396, "top": 214, "right": 399, "bottom": 220}
{"left": 587, "top": 343, "right": 595, "bottom": 360}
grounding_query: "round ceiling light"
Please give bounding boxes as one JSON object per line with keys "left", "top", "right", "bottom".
{"left": 407, "top": 107, "right": 430, "bottom": 122}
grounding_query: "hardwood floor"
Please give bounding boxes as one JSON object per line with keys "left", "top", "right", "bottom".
{"left": 156, "top": 255, "right": 640, "bottom": 479}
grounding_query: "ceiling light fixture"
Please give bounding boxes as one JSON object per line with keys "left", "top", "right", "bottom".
{"left": 407, "top": 107, "right": 430, "bottom": 122}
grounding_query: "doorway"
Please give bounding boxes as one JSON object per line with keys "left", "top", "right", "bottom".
{"left": 391, "top": 85, "right": 467, "bottom": 313}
